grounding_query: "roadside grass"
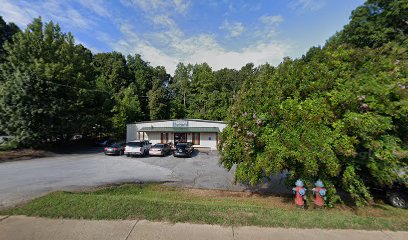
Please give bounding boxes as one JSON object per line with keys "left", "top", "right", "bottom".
{"left": 0, "top": 140, "right": 47, "bottom": 162}
{"left": 1, "top": 184, "right": 407, "bottom": 230}
{"left": 0, "top": 148, "right": 46, "bottom": 162}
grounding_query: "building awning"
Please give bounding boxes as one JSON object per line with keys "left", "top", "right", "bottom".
{"left": 138, "top": 127, "right": 220, "bottom": 133}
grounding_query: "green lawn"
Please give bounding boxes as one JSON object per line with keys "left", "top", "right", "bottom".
{"left": 2, "top": 184, "right": 407, "bottom": 230}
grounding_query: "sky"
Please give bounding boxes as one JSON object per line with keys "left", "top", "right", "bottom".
{"left": 0, "top": 0, "right": 365, "bottom": 75}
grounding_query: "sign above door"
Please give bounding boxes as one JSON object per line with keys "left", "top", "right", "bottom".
{"left": 173, "top": 120, "right": 188, "bottom": 127}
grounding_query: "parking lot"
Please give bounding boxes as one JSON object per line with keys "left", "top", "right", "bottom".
{"left": 0, "top": 149, "right": 245, "bottom": 209}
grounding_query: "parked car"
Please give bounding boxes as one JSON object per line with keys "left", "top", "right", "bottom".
{"left": 104, "top": 143, "right": 125, "bottom": 155}
{"left": 369, "top": 169, "right": 407, "bottom": 208}
{"left": 173, "top": 142, "right": 194, "bottom": 157}
{"left": 124, "top": 140, "right": 151, "bottom": 157}
{"left": 386, "top": 182, "right": 407, "bottom": 208}
{"left": 96, "top": 139, "right": 111, "bottom": 147}
{"left": 149, "top": 143, "right": 171, "bottom": 156}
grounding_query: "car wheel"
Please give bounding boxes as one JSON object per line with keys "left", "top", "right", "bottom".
{"left": 387, "top": 191, "right": 407, "bottom": 208}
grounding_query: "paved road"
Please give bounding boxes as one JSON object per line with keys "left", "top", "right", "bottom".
{"left": 0, "top": 149, "right": 290, "bottom": 209}
{"left": 0, "top": 150, "right": 242, "bottom": 209}
{"left": 1, "top": 216, "right": 407, "bottom": 240}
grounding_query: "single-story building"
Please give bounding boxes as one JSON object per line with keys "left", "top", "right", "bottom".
{"left": 126, "top": 119, "right": 226, "bottom": 150}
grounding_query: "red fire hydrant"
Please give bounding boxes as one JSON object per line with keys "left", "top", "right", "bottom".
{"left": 292, "top": 179, "right": 306, "bottom": 207}
{"left": 312, "top": 180, "right": 326, "bottom": 207}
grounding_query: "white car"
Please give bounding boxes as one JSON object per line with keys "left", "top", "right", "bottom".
{"left": 124, "top": 140, "right": 151, "bottom": 157}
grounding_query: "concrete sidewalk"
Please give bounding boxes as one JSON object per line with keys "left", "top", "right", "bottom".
{"left": 0, "top": 215, "right": 407, "bottom": 240}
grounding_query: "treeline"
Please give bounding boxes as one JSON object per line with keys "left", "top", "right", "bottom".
{"left": 0, "top": 16, "right": 255, "bottom": 147}
{"left": 220, "top": 0, "right": 408, "bottom": 206}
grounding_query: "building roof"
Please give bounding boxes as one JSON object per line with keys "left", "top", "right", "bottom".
{"left": 129, "top": 119, "right": 226, "bottom": 124}
{"left": 138, "top": 127, "right": 220, "bottom": 133}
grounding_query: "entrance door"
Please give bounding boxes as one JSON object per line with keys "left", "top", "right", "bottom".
{"left": 174, "top": 133, "right": 187, "bottom": 144}
{"left": 192, "top": 133, "right": 200, "bottom": 145}
{"left": 160, "top": 133, "right": 168, "bottom": 143}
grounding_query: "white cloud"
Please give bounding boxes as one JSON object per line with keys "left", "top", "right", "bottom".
{"left": 122, "top": 0, "right": 191, "bottom": 14}
{"left": 259, "top": 15, "right": 284, "bottom": 26}
{"left": 255, "top": 15, "right": 284, "bottom": 40}
{"left": 76, "top": 0, "right": 111, "bottom": 18}
{"left": 289, "top": 0, "right": 326, "bottom": 12}
{"left": 0, "top": 0, "right": 94, "bottom": 30}
{"left": 220, "top": 20, "right": 245, "bottom": 38}
{"left": 0, "top": 0, "right": 33, "bottom": 26}
{"left": 110, "top": 0, "right": 290, "bottom": 75}
{"left": 151, "top": 15, "right": 177, "bottom": 29}
{"left": 173, "top": 0, "right": 191, "bottom": 14}
{"left": 112, "top": 22, "right": 289, "bottom": 75}
{"left": 1, "top": 0, "right": 291, "bottom": 75}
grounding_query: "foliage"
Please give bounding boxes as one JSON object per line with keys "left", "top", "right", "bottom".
{"left": 169, "top": 62, "right": 255, "bottom": 120}
{"left": 112, "top": 84, "right": 142, "bottom": 133}
{"left": 148, "top": 66, "right": 171, "bottom": 120}
{"left": 220, "top": 1, "right": 408, "bottom": 206}
{"left": 0, "top": 16, "right": 19, "bottom": 63}
{"left": 0, "top": 16, "right": 249, "bottom": 145}
{"left": 340, "top": 0, "right": 408, "bottom": 48}
{"left": 0, "top": 18, "right": 97, "bottom": 147}
{"left": 93, "top": 52, "right": 172, "bottom": 134}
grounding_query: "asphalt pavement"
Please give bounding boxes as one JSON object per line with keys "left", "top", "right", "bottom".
{"left": 0, "top": 148, "right": 290, "bottom": 209}
{"left": 0, "top": 149, "right": 240, "bottom": 209}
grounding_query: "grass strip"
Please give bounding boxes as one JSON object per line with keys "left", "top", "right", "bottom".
{"left": 2, "top": 184, "right": 407, "bottom": 230}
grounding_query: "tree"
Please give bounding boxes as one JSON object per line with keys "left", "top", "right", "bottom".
{"left": 188, "top": 63, "right": 217, "bottom": 119}
{"left": 169, "top": 63, "right": 192, "bottom": 118}
{"left": 93, "top": 52, "right": 130, "bottom": 94}
{"left": 93, "top": 52, "right": 131, "bottom": 135}
{"left": 0, "top": 18, "right": 97, "bottom": 146}
{"left": 220, "top": 40, "right": 408, "bottom": 206}
{"left": 340, "top": 0, "right": 408, "bottom": 47}
{"left": 0, "top": 16, "right": 20, "bottom": 63}
{"left": 112, "top": 84, "right": 142, "bottom": 133}
{"left": 127, "top": 54, "right": 155, "bottom": 121}
{"left": 148, "top": 66, "right": 171, "bottom": 120}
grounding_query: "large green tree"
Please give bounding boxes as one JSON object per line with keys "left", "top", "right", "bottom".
{"left": 220, "top": 1, "right": 408, "bottom": 206}
{"left": 169, "top": 62, "right": 253, "bottom": 121}
{"left": 112, "top": 83, "right": 142, "bottom": 132}
{"left": 340, "top": 0, "right": 408, "bottom": 47}
{"left": 169, "top": 63, "right": 192, "bottom": 118}
{"left": 93, "top": 52, "right": 131, "bottom": 135}
{"left": 148, "top": 66, "right": 171, "bottom": 120}
{"left": 127, "top": 54, "right": 155, "bottom": 121}
{"left": 0, "top": 18, "right": 97, "bottom": 146}
{"left": 0, "top": 16, "right": 20, "bottom": 63}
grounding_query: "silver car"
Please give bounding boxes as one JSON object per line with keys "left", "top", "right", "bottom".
{"left": 124, "top": 140, "right": 151, "bottom": 157}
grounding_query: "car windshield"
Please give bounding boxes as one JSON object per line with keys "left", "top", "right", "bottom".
{"left": 152, "top": 144, "right": 164, "bottom": 149}
{"left": 127, "top": 142, "right": 142, "bottom": 147}
{"left": 176, "top": 144, "right": 187, "bottom": 149}
{"left": 109, "top": 144, "right": 121, "bottom": 148}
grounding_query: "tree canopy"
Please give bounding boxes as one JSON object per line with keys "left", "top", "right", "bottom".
{"left": 0, "top": 18, "right": 96, "bottom": 146}
{"left": 220, "top": 0, "right": 408, "bottom": 206}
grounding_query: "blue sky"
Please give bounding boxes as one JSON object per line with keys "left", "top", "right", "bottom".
{"left": 0, "top": 0, "right": 365, "bottom": 74}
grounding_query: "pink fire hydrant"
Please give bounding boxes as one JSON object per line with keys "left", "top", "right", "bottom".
{"left": 312, "top": 180, "right": 326, "bottom": 207}
{"left": 292, "top": 179, "right": 306, "bottom": 207}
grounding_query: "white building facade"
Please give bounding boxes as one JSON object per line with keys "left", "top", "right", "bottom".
{"left": 126, "top": 119, "right": 226, "bottom": 150}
